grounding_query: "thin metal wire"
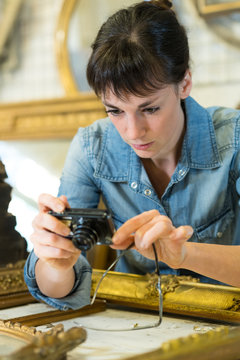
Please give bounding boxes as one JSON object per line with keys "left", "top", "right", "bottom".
{"left": 90, "top": 243, "right": 133, "bottom": 306}
{"left": 87, "top": 243, "right": 163, "bottom": 331}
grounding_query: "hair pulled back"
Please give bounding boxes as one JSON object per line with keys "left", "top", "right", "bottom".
{"left": 87, "top": 0, "right": 189, "bottom": 98}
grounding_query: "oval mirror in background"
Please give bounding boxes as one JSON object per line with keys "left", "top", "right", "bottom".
{"left": 55, "top": 0, "right": 138, "bottom": 95}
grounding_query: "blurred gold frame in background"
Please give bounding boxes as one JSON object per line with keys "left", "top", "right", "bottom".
{"left": 0, "top": 0, "right": 105, "bottom": 140}
{"left": 1, "top": 0, "right": 240, "bottom": 139}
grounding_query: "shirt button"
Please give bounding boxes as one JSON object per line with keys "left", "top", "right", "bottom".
{"left": 144, "top": 189, "right": 152, "bottom": 196}
{"left": 131, "top": 181, "right": 138, "bottom": 189}
{"left": 178, "top": 169, "right": 186, "bottom": 177}
{"left": 217, "top": 232, "right": 222, "bottom": 238}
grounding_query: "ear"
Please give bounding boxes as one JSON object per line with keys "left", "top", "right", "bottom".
{"left": 179, "top": 70, "right": 192, "bottom": 99}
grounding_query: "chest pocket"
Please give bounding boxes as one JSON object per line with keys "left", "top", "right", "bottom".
{"left": 195, "top": 207, "right": 234, "bottom": 245}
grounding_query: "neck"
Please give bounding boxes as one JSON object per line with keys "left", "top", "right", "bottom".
{"left": 153, "top": 106, "right": 186, "bottom": 169}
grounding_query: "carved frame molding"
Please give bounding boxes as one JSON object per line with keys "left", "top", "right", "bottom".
{"left": 92, "top": 270, "right": 240, "bottom": 324}
{"left": 0, "top": 321, "right": 86, "bottom": 360}
{"left": 1, "top": 263, "right": 240, "bottom": 323}
{"left": 1, "top": 264, "right": 240, "bottom": 359}
{"left": 0, "top": 95, "right": 105, "bottom": 140}
{"left": 126, "top": 325, "right": 240, "bottom": 360}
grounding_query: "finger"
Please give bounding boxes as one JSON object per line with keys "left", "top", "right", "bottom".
{"left": 33, "top": 212, "right": 70, "bottom": 237}
{"left": 139, "top": 224, "right": 193, "bottom": 252}
{"left": 34, "top": 243, "right": 75, "bottom": 259}
{"left": 134, "top": 215, "right": 175, "bottom": 249}
{"left": 113, "top": 210, "right": 171, "bottom": 244}
{"left": 58, "top": 195, "right": 70, "bottom": 209}
{"left": 38, "top": 193, "right": 67, "bottom": 213}
{"left": 31, "top": 230, "right": 79, "bottom": 254}
{"left": 110, "top": 235, "right": 135, "bottom": 250}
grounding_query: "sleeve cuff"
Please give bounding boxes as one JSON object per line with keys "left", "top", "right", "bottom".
{"left": 24, "top": 250, "right": 92, "bottom": 310}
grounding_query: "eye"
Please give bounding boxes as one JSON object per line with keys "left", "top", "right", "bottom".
{"left": 143, "top": 107, "right": 159, "bottom": 114}
{"left": 105, "top": 109, "right": 123, "bottom": 117}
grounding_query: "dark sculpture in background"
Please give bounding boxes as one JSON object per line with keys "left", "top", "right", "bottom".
{"left": 0, "top": 160, "right": 28, "bottom": 265}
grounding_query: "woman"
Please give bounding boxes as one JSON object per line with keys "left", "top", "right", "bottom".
{"left": 24, "top": 0, "right": 240, "bottom": 310}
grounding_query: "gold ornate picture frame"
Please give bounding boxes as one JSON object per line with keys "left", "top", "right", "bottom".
{"left": 125, "top": 326, "right": 240, "bottom": 360}
{"left": 1, "top": 263, "right": 240, "bottom": 324}
{"left": 0, "top": 263, "right": 240, "bottom": 359}
{"left": 92, "top": 270, "right": 240, "bottom": 324}
{"left": 0, "top": 95, "right": 105, "bottom": 140}
{"left": 0, "top": 321, "right": 86, "bottom": 360}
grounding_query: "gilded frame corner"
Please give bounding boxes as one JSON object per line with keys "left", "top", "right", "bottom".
{"left": 0, "top": 261, "right": 34, "bottom": 309}
{"left": 0, "top": 320, "right": 86, "bottom": 360}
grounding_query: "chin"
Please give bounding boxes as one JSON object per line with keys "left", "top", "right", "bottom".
{"left": 133, "top": 149, "right": 154, "bottom": 159}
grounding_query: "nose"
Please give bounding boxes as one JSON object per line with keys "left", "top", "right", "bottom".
{"left": 126, "top": 114, "right": 146, "bottom": 140}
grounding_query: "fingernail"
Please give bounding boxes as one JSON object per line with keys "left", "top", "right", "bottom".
{"left": 140, "top": 241, "right": 148, "bottom": 250}
{"left": 63, "top": 227, "right": 70, "bottom": 236}
{"left": 56, "top": 203, "right": 64, "bottom": 212}
{"left": 112, "top": 234, "right": 120, "bottom": 244}
{"left": 187, "top": 228, "right": 194, "bottom": 237}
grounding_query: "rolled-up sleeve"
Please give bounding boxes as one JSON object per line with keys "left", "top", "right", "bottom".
{"left": 24, "top": 251, "right": 92, "bottom": 310}
{"left": 237, "top": 178, "right": 240, "bottom": 206}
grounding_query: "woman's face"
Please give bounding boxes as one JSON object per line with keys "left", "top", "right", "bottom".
{"left": 102, "top": 81, "right": 191, "bottom": 163}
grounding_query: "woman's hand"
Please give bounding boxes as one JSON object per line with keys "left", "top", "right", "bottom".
{"left": 31, "top": 193, "right": 81, "bottom": 272}
{"left": 111, "top": 210, "right": 193, "bottom": 268}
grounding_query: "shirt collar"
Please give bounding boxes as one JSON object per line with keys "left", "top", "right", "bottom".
{"left": 183, "top": 96, "right": 221, "bottom": 169}
{"left": 94, "top": 96, "right": 221, "bottom": 180}
{"left": 94, "top": 122, "right": 130, "bottom": 181}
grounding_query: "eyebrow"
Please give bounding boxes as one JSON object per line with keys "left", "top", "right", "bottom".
{"left": 102, "top": 98, "right": 158, "bottom": 109}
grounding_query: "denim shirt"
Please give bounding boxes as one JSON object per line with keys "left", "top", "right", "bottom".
{"left": 24, "top": 96, "right": 240, "bottom": 310}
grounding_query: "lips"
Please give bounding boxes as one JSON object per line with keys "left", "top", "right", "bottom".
{"left": 131, "top": 141, "right": 154, "bottom": 150}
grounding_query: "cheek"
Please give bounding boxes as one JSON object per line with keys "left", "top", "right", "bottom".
{"left": 111, "top": 118, "right": 125, "bottom": 135}
{"left": 150, "top": 115, "right": 168, "bottom": 133}
{"left": 150, "top": 112, "right": 177, "bottom": 138}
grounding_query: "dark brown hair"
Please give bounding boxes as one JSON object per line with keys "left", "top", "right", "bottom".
{"left": 87, "top": 0, "right": 189, "bottom": 98}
